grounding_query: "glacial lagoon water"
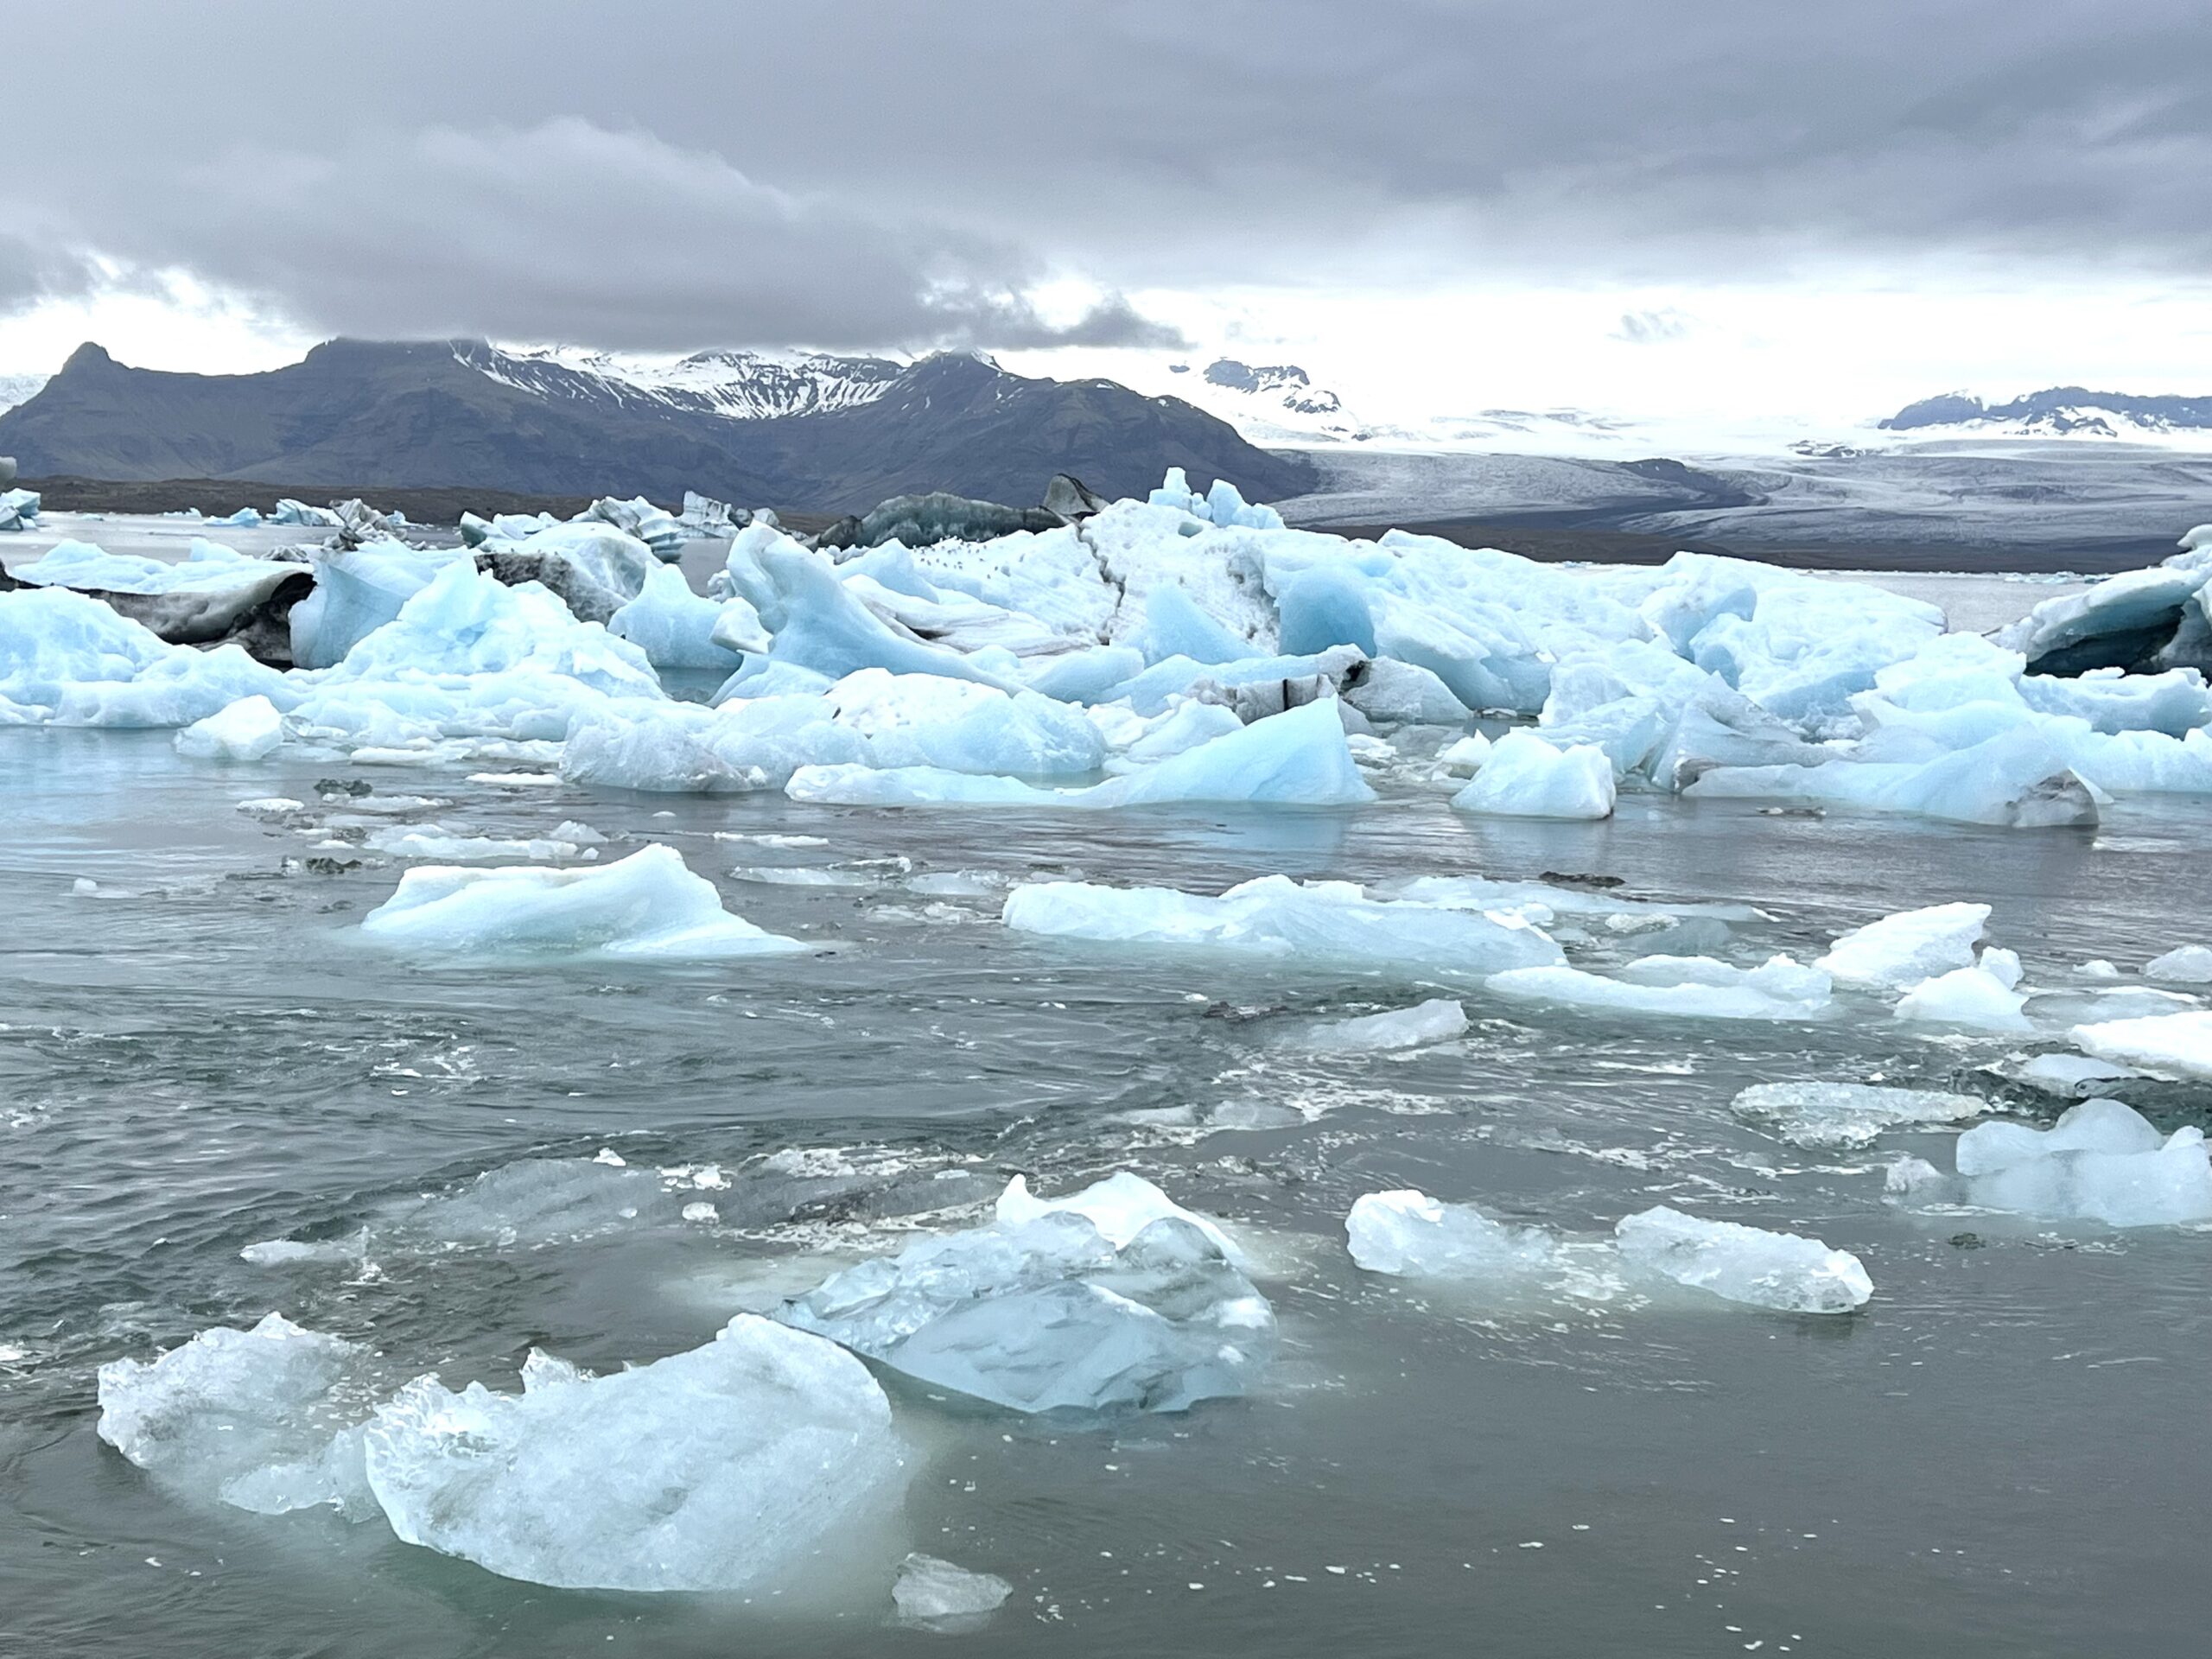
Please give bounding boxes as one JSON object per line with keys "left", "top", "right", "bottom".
{"left": 3, "top": 728, "right": 2209, "bottom": 1658}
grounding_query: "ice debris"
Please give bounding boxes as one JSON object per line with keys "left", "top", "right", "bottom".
{"left": 1450, "top": 730, "right": 1616, "bottom": 819}
{"left": 2070, "top": 1009, "right": 2212, "bottom": 1082}
{"left": 359, "top": 843, "right": 806, "bottom": 959}
{"left": 2145, "top": 944, "right": 2212, "bottom": 984}
{"left": 1486, "top": 955, "right": 1833, "bottom": 1020}
{"left": 174, "top": 694, "right": 283, "bottom": 761}
{"left": 779, "top": 1174, "right": 1269, "bottom": 1414}
{"left": 1613, "top": 1207, "right": 1872, "bottom": 1313}
{"left": 1291, "top": 998, "right": 1469, "bottom": 1052}
{"left": 1889, "top": 1098, "right": 2212, "bottom": 1226}
{"left": 1730, "top": 1082, "right": 1990, "bottom": 1148}
{"left": 893, "top": 1554, "right": 1014, "bottom": 1628}
{"left": 1345, "top": 1190, "right": 1559, "bottom": 1278}
{"left": 1815, "top": 902, "right": 1990, "bottom": 990}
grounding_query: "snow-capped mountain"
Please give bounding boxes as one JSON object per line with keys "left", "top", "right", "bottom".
{"left": 1879, "top": 388, "right": 2212, "bottom": 446}
{"left": 462, "top": 344, "right": 906, "bottom": 421}
{"left": 0, "top": 372, "right": 47, "bottom": 417}
{"left": 1164, "top": 359, "right": 1374, "bottom": 442}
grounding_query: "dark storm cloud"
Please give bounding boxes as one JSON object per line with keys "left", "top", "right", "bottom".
{"left": 0, "top": 238, "right": 105, "bottom": 313}
{"left": 21, "top": 0, "right": 2212, "bottom": 350}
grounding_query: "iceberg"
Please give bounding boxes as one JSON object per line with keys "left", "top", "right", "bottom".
{"left": 1894, "top": 963, "right": 2031, "bottom": 1032}
{"left": 1897, "top": 1098, "right": 2212, "bottom": 1227}
{"left": 1688, "top": 728, "right": 2099, "bottom": 828}
{"left": 364, "top": 1316, "right": 906, "bottom": 1592}
{"left": 0, "top": 586, "right": 292, "bottom": 728}
{"left": 2070, "top": 1009, "right": 2212, "bottom": 1081}
{"left": 1729, "top": 1081, "right": 1989, "bottom": 1148}
{"left": 1486, "top": 955, "right": 1833, "bottom": 1020}
{"left": 1449, "top": 730, "right": 1616, "bottom": 819}
{"left": 174, "top": 694, "right": 284, "bottom": 761}
{"left": 779, "top": 1175, "right": 1271, "bottom": 1415}
{"left": 2145, "top": 944, "right": 2212, "bottom": 984}
{"left": 1613, "top": 1207, "right": 1871, "bottom": 1313}
{"left": 1001, "top": 873, "right": 1563, "bottom": 980}
{"left": 1292, "top": 999, "right": 1469, "bottom": 1052}
{"left": 1815, "top": 902, "right": 1991, "bottom": 990}
{"left": 96, "top": 1313, "right": 380, "bottom": 1516}
{"left": 893, "top": 1554, "right": 1014, "bottom": 1627}
{"left": 359, "top": 844, "right": 807, "bottom": 960}
{"left": 607, "top": 563, "right": 742, "bottom": 670}
{"left": 1344, "top": 1190, "right": 1559, "bottom": 1278}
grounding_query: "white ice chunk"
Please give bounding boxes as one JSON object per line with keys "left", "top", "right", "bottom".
{"left": 359, "top": 843, "right": 805, "bottom": 959}
{"left": 1001, "top": 873, "right": 1562, "bottom": 980}
{"left": 362, "top": 1316, "right": 905, "bottom": 1592}
{"left": 96, "top": 1313, "right": 379, "bottom": 1516}
{"left": 1345, "top": 1190, "right": 1559, "bottom": 1277}
{"left": 2145, "top": 944, "right": 2212, "bottom": 984}
{"left": 2009, "top": 1052, "right": 2142, "bottom": 1097}
{"left": 1613, "top": 1207, "right": 1871, "bottom": 1313}
{"left": 1730, "top": 1082, "right": 1989, "bottom": 1148}
{"left": 779, "top": 1179, "right": 1270, "bottom": 1415}
{"left": 1894, "top": 965, "right": 2031, "bottom": 1033}
{"left": 2071, "top": 1010, "right": 2212, "bottom": 1081}
{"left": 1292, "top": 999, "right": 1469, "bottom": 1052}
{"left": 1450, "top": 730, "right": 1616, "bottom": 819}
{"left": 174, "top": 694, "right": 283, "bottom": 761}
{"left": 1815, "top": 902, "right": 1990, "bottom": 991}
{"left": 1344, "top": 658, "right": 1473, "bottom": 725}
{"left": 1487, "top": 955, "right": 1832, "bottom": 1021}
{"left": 893, "top": 1554, "right": 1014, "bottom": 1627}
{"left": 1916, "top": 1099, "right": 2212, "bottom": 1227}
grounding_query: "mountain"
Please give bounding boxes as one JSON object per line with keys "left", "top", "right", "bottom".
{"left": 1165, "top": 358, "right": 1373, "bottom": 442}
{"left": 0, "top": 340, "right": 1316, "bottom": 512}
{"left": 1879, "top": 387, "right": 2212, "bottom": 442}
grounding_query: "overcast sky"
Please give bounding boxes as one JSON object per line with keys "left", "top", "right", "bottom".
{"left": 8, "top": 0, "right": 2211, "bottom": 434}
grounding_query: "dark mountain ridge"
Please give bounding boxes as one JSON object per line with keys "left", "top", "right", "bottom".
{"left": 0, "top": 340, "right": 1316, "bottom": 512}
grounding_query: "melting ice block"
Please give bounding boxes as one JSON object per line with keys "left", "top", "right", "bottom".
{"left": 1729, "top": 1082, "right": 1989, "bottom": 1148}
{"left": 2145, "top": 944, "right": 2212, "bottom": 984}
{"left": 1449, "top": 730, "right": 1616, "bottom": 819}
{"left": 1893, "top": 964, "right": 2031, "bottom": 1033}
{"left": 779, "top": 1175, "right": 1270, "bottom": 1415}
{"left": 893, "top": 1554, "right": 1014, "bottom": 1626}
{"left": 1001, "top": 874, "right": 1562, "bottom": 980}
{"left": 96, "top": 1313, "right": 380, "bottom": 1516}
{"left": 363, "top": 1316, "right": 906, "bottom": 1592}
{"left": 359, "top": 843, "right": 806, "bottom": 959}
{"left": 1345, "top": 1190, "right": 1559, "bottom": 1278}
{"left": 1486, "top": 955, "right": 1832, "bottom": 1020}
{"left": 1613, "top": 1207, "right": 1872, "bottom": 1313}
{"left": 2070, "top": 1009, "right": 2212, "bottom": 1082}
{"left": 1815, "top": 902, "right": 1990, "bottom": 990}
{"left": 1292, "top": 999, "right": 1469, "bottom": 1052}
{"left": 174, "top": 694, "right": 284, "bottom": 761}
{"left": 1897, "top": 1099, "right": 2212, "bottom": 1227}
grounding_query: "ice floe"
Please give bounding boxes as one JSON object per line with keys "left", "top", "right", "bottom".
{"left": 1345, "top": 1190, "right": 1560, "bottom": 1277}
{"left": 2070, "top": 1010, "right": 2212, "bottom": 1081}
{"left": 359, "top": 843, "right": 805, "bottom": 959}
{"left": 1889, "top": 1098, "right": 2212, "bottom": 1226}
{"left": 1730, "top": 1082, "right": 1991, "bottom": 1148}
{"left": 1613, "top": 1207, "right": 1872, "bottom": 1313}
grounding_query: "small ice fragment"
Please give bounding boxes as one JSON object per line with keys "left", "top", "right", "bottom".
{"left": 175, "top": 695, "right": 284, "bottom": 762}
{"left": 1815, "top": 903, "right": 1989, "bottom": 991}
{"left": 1730, "top": 1082, "right": 1988, "bottom": 1148}
{"left": 2072, "top": 1010, "right": 2212, "bottom": 1082}
{"left": 1909, "top": 1098, "right": 2212, "bottom": 1226}
{"left": 1894, "top": 965, "right": 2031, "bottom": 1033}
{"left": 892, "top": 1554, "right": 1014, "bottom": 1627}
{"left": 2008, "top": 1052, "right": 2140, "bottom": 1097}
{"left": 1293, "top": 999, "right": 1468, "bottom": 1052}
{"left": 2145, "top": 944, "right": 2212, "bottom": 984}
{"left": 1345, "top": 1190, "right": 1559, "bottom": 1278}
{"left": 1613, "top": 1207, "right": 1872, "bottom": 1313}
{"left": 236, "top": 797, "right": 305, "bottom": 815}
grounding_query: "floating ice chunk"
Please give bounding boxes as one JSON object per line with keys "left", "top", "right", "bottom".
{"left": 780, "top": 1180, "right": 1271, "bottom": 1415}
{"left": 1434, "top": 732, "right": 1493, "bottom": 777}
{"left": 1815, "top": 902, "right": 1990, "bottom": 991}
{"left": 363, "top": 824, "right": 593, "bottom": 861}
{"left": 399, "top": 1157, "right": 678, "bottom": 1245}
{"left": 96, "top": 1313, "right": 380, "bottom": 1516}
{"left": 2145, "top": 944, "right": 2212, "bottom": 984}
{"left": 2071, "top": 1010, "right": 2212, "bottom": 1081}
{"left": 1293, "top": 999, "right": 1469, "bottom": 1052}
{"left": 1002, "top": 873, "right": 1561, "bottom": 980}
{"left": 0, "top": 586, "right": 293, "bottom": 727}
{"left": 1894, "top": 965, "right": 2031, "bottom": 1033}
{"left": 9, "top": 537, "right": 288, "bottom": 596}
{"left": 1730, "top": 1082, "right": 1989, "bottom": 1148}
{"left": 236, "top": 796, "right": 304, "bottom": 815}
{"left": 995, "top": 1171, "right": 1243, "bottom": 1262}
{"left": 1688, "top": 728, "right": 2098, "bottom": 828}
{"left": 2009, "top": 1052, "right": 2142, "bottom": 1098}
{"left": 1345, "top": 1190, "right": 1559, "bottom": 1278}
{"left": 1613, "top": 1207, "right": 1871, "bottom": 1313}
{"left": 1980, "top": 946, "right": 2024, "bottom": 989}
{"left": 893, "top": 1554, "right": 1014, "bottom": 1627}
{"left": 363, "top": 1316, "right": 905, "bottom": 1592}
{"left": 607, "top": 563, "right": 742, "bottom": 670}
{"left": 1487, "top": 955, "right": 1832, "bottom": 1021}
{"left": 1344, "top": 658, "right": 1473, "bottom": 725}
{"left": 359, "top": 844, "right": 805, "bottom": 959}
{"left": 287, "top": 543, "right": 470, "bottom": 669}
{"left": 1449, "top": 730, "right": 1615, "bottom": 819}
{"left": 1911, "top": 1099, "right": 2212, "bottom": 1227}
{"left": 789, "top": 697, "right": 1377, "bottom": 810}
{"left": 175, "top": 694, "right": 283, "bottom": 761}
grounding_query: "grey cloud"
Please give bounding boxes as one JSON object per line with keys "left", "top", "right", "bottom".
{"left": 0, "top": 238, "right": 105, "bottom": 313}
{"left": 17, "top": 1, "right": 2212, "bottom": 350}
